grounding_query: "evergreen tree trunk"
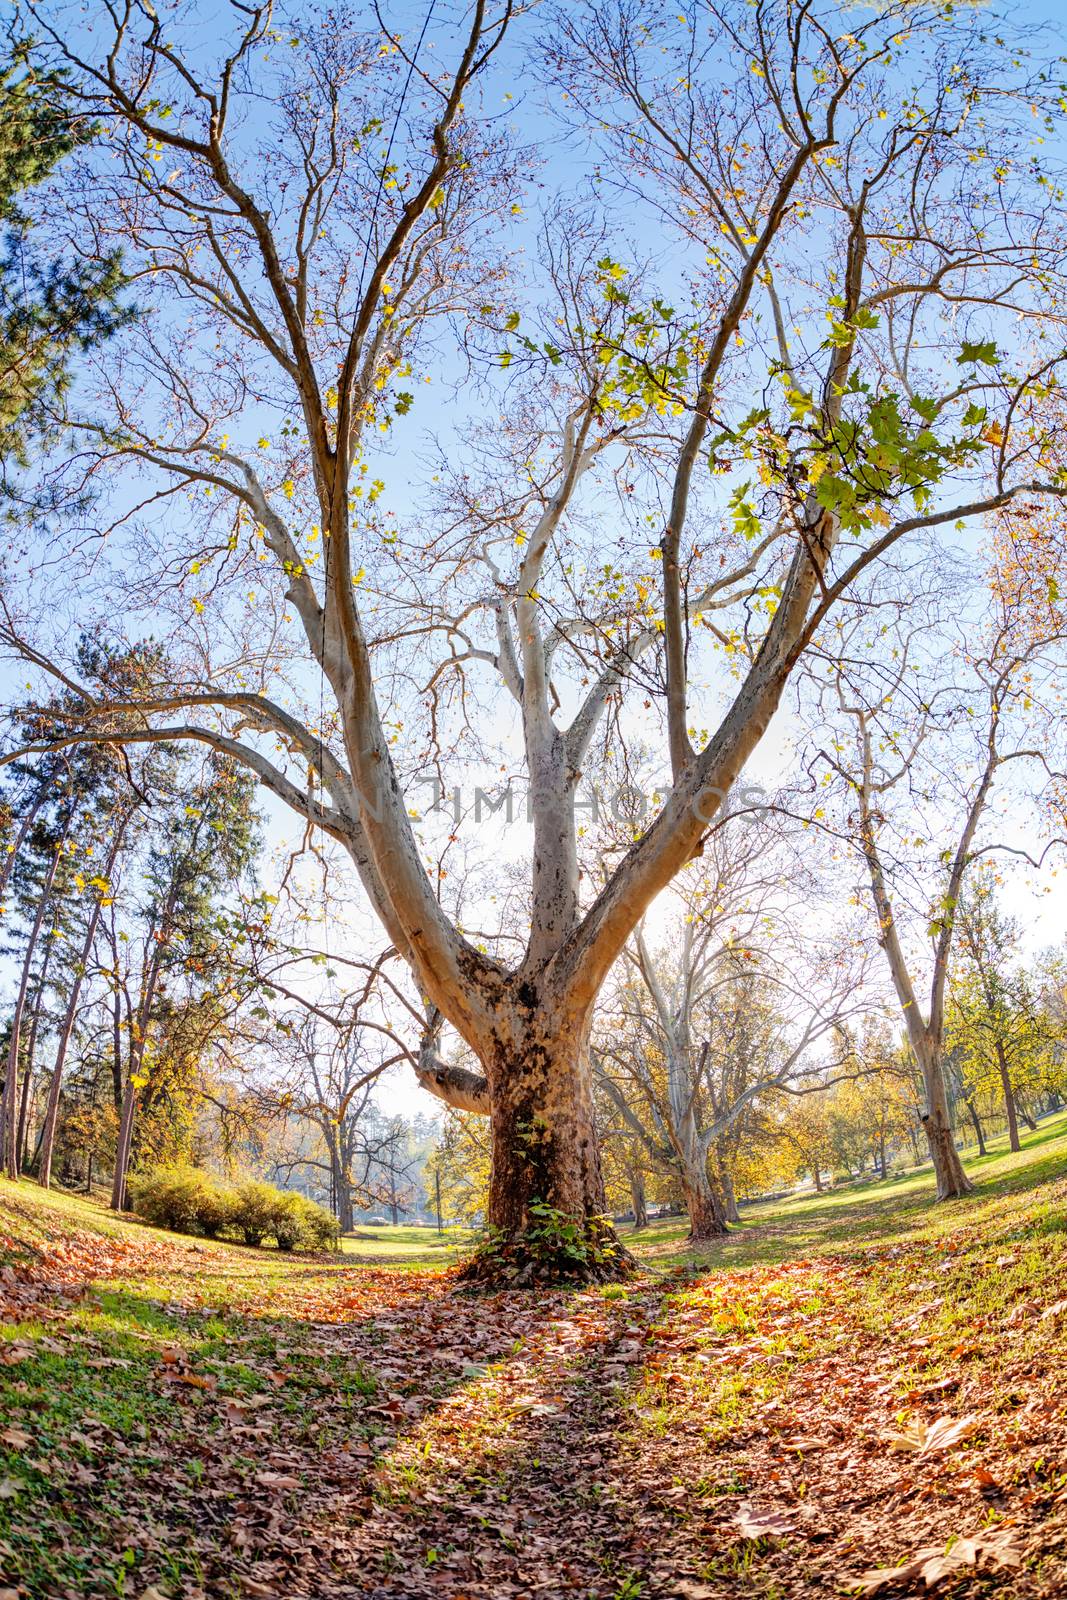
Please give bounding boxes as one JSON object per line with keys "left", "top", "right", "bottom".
{"left": 17, "top": 926, "right": 58, "bottom": 1169}
{"left": 111, "top": 1073, "right": 137, "bottom": 1210}
{"left": 110, "top": 898, "right": 169, "bottom": 1212}
{"left": 39, "top": 833, "right": 124, "bottom": 1189}
{"left": 111, "top": 987, "right": 123, "bottom": 1113}
{"left": 0, "top": 784, "right": 46, "bottom": 907}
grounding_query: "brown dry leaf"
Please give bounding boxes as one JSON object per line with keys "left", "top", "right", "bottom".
{"left": 0, "top": 1427, "right": 30, "bottom": 1450}
{"left": 733, "top": 1503, "right": 796, "bottom": 1541}
{"left": 163, "top": 1370, "right": 216, "bottom": 1391}
{"left": 852, "top": 1550, "right": 952, "bottom": 1595}
{"left": 1040, "top": 1298, "right": 1067, "bottom": 1320}
{"left": 886, "top": 1413, "right": 977, "bottom": 1456}
{"left": 852, "top": 1525, "right": 1023, "bottom": 1594}
{"left": 254, "top": 1472, "right": 300, "bottom": 1492}
{"left": 920, "top": 1413, "right": 978, "bottom": 1455}
{"left": 0, "top": 1480, "right": 22, "bottom": 1500}
{"left": 952, "top": 1527, "right": 1023, "bottom": 1571}
{"left": 510, "top": 1396, "right": 561, "bottom": 1416}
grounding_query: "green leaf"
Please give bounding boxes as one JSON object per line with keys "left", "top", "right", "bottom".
{"left": 957, "top": 339, "right": 1000, "bottom": 366}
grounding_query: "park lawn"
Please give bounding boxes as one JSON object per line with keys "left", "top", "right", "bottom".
{"left": 0, "top": 1128, "right": 1062, "bottom": 1598}
{"left": 341, "top": 1223, "right": 474, "bottom": 1266}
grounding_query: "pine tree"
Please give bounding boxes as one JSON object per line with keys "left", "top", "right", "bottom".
{"left": 0, "top": 41, "right": 128, "bottom": 469}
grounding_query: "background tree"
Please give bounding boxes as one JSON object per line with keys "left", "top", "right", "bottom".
{"left": 109, "top": 757, "right": 260, "bottom": 1209}
{"left": 595, "top": 825, "right": 871, "bottom": 1237}
{"left": 812, "top": 573, "right": 1067, "bottom": 1196}
{"left": 0, "top": 38, "right": 126, "bottom": 470}
{"left": 948, "top": 880, "right": 1056, "bottom": 1153}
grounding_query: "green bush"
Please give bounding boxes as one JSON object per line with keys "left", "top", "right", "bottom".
{"left": 195, "top": 1184, "right": 234, "bottom": 1239}
{"left": 268, "top": 1190, "right": 340, "bottom": 1251}
{"left": 130, "top": 1165, "right": 339, "bottom": 1252}
{"left": 128, "top": 1165, "right": 214, "bottom": 1234}
{"left": 231, "top": 1180, "right": 279, "bottom": 1247}
{"left": 294, "top": 1194, "right": 341, "bottom": 1252}
{"left": 270, "top": 1190, "right": 305, "bottom": 1251}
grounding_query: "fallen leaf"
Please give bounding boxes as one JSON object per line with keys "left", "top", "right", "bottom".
{"left": 886, "top": 1413, "right": 978, "bottom": 1456}
{"left": 254, "top": 1472, "right": 300, "bottom": 1492}
{"left": 852, "top": 1524, "right": 1023, "bottom": 1594}
{"left": 734, "top": 1503, "right": 796, "bottom": 1540}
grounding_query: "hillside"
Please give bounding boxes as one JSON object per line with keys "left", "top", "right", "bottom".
{"left": 1, "top": 1123, "right": 1067, "bottom": 1597}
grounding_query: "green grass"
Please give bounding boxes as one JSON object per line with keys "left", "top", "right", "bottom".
{"left": 341, "top": 1222, "right": 474, "bottom": 1264}
{"left": 621, "top": 1106, "right": 1067, "bottom": 1270}
{"left": 1, "top": 1115, "right": 1066, "bottom": 1595}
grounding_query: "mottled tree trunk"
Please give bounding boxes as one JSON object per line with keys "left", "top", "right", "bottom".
{"left": 630, "top": 1167, "right": 648, "bottom": 1230}
{"left": 718, "top": 1158, "right": 741, "bottom": 1224}
{"left": 462, "top": 1002, "right": 631, "bottom": 1283}
{"left": 919, "top": 1043, "right": 973, "bottom": 1200}
{"left": 329, "top": 1138, "right": 354, "bottom": 1233}
{"left": 681, "top": 1161, "right": 728, "bottom": 1239}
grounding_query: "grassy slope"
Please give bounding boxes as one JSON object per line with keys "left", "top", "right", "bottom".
{"left": 0, "top": 1120, "right": 1064, "bottom": 1598}
{"left": 621, "top": 1107, "right": 1067, "bottom": 1267}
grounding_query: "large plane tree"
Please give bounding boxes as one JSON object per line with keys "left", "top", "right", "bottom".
{"left": 6, "top": 0, "right": 1067, "bottom": 1278}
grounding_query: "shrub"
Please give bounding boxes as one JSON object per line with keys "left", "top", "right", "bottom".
{"left": 269, "top": 1190, "right": 340, "bottom": 1251}
{"left": 195, "top": 1184, "right": 235, "bottom": 1239}
{"left": 130, "top": 1165, "right": 339, "bottom": 1252}
{"left": 231, "top": 1180, "right": 279, "bottom": 1247}
{"left": 290, "top": 1193, "right": 341, "bottom": 1252}
{"left": 270, "top": 1190, "right": 306, "bottom": 1251}
{"left": 129, "top": 1165, "right": 214, "bottom": 1234}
